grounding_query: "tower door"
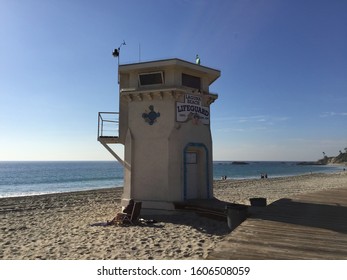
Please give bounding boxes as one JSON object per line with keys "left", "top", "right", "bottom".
{"left": 186, "top": 152, "right": 199, "bottom": 199}
{"left": 184, "top": 143, "right": 210, "bottom": 200}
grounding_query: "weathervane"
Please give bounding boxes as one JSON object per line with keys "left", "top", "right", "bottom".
{"left": 112, "top": 40, "right": 126, "bottom": 83}
{"left": 112, "top": 40, "right": 126, "bottom": 63}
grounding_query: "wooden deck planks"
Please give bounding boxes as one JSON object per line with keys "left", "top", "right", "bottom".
{"left": 207, "top": 187, "right": 347, "bottom": 259}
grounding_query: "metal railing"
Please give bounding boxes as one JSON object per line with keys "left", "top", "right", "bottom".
{"left": 97, "top": 112, "right": 119, "bottom": 139}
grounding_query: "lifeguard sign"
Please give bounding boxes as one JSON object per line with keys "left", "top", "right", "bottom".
{"left": 176, "top": 94, "right": 210, "bottom": 125}
{"left": 98, "top": 58, "right": 220, "bottom": 211}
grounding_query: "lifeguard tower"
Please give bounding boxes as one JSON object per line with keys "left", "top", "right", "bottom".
{"left": 98, "top": 58, "right": 220, "bottom": 210}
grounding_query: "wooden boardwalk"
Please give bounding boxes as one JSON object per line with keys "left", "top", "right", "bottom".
{"left": 207, "top": 187, "right": 347, "bottom": 259}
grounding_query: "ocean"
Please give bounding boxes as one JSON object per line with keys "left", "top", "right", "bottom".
{"left": 0, "top": 161, "right": 344, "bottom": 198}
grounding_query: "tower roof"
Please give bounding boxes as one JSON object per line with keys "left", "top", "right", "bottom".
{"left": 119, "top": 58, "right": 220, "bottom": 85}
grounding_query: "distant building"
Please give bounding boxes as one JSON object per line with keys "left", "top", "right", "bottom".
{"left": 98, "top": 58, "right": 220, "bottom": 211}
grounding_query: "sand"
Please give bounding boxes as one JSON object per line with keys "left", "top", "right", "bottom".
{"left": 1, "top": 171, "right": 347, "bottom": 260}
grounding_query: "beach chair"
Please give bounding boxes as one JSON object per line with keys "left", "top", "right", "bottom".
{"left": 119, "top": 201, "right": 142, "bottom": 225}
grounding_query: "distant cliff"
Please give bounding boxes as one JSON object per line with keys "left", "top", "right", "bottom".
{"left": 298, "top": 150, "right": 347, "bottom": 166}
{"left": 316, "top": 151, "right": 347, "bottom": 165}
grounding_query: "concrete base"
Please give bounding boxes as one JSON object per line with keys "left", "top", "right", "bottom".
{"left": 121, "top": 198, "right": 176, "bottom": 212}
{"left": 141, "top": 200, "right": 176, "bottom": 211}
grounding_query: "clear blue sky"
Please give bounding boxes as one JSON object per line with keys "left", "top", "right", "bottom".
{"left": 1, "top": 0, "right": 346, "bottom": 161}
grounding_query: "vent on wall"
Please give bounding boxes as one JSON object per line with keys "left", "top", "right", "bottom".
{"left": 139, "top": 72, "right": 164, "bottom": 86}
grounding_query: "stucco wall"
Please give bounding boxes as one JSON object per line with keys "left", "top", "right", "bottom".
{"left": 127, "top": 97, "right": 175, "bottom": 202}
{"left": 122, "top": 93, "right": 214, "bottom": 205}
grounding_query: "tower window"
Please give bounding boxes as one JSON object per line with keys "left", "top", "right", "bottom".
{"left": 186, "top": 152, "right": 197, "bottom": 164}
{"left": 139, "top": 72, "right": 164, "bottom": 86}
{"left": 182, "top": 73, "right": 201, "bottom": 90}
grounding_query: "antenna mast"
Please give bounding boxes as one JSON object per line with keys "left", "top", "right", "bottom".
{"left": 139, "top": 43, "right": 141, "bottom": 62}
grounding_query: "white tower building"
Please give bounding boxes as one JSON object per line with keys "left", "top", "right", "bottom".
{"left": 98, "top": 58, "right": 220, "bottom": 211}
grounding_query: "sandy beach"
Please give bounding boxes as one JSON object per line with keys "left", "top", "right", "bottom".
{"left": 1, "top": 172, "right": 347, "bottom": 260}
